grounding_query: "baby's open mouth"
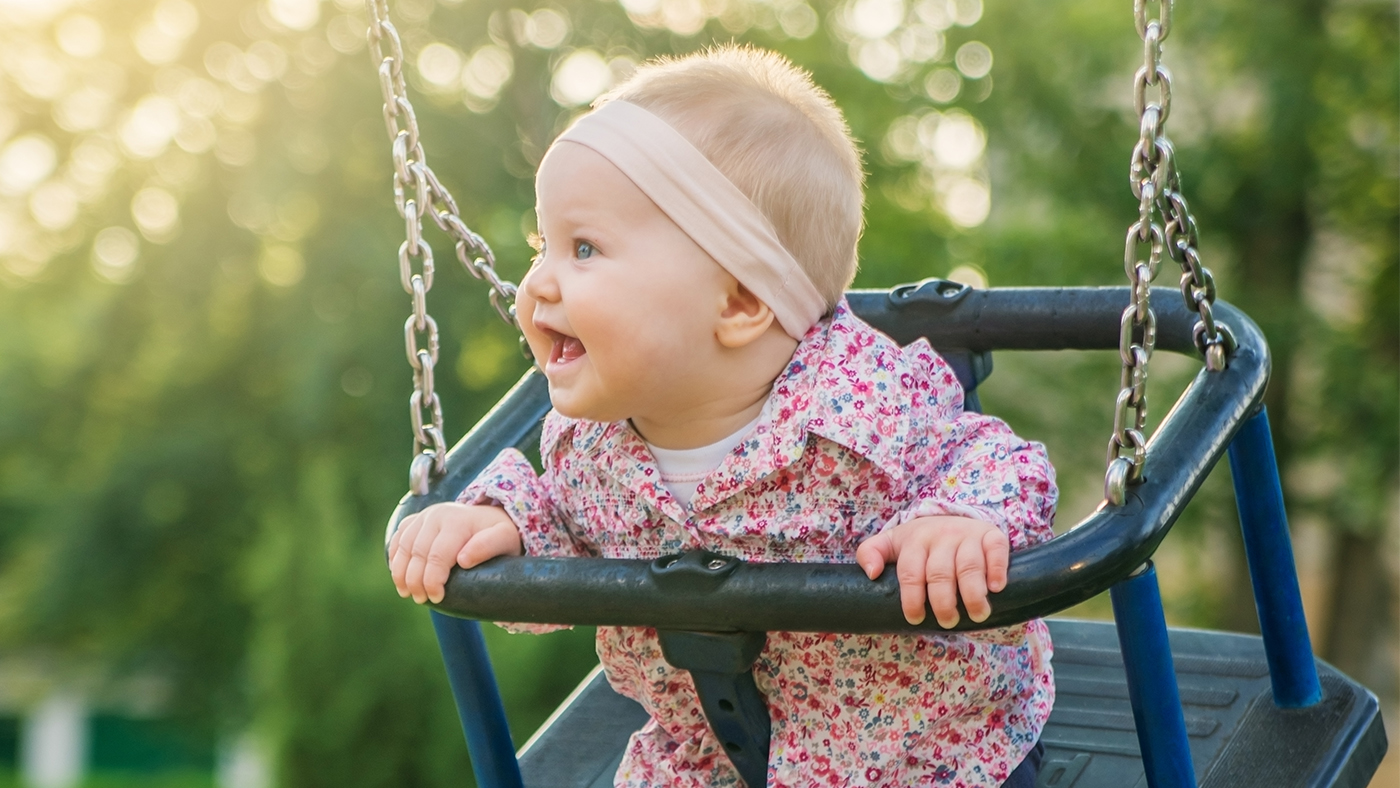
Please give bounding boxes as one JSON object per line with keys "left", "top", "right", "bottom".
{"left": 546, "top": 330, "right": 586, "bottom": 367}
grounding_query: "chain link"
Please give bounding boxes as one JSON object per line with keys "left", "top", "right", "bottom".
{"left": 1106, "top": 0, "right": 1234, "bottom": 506}
{"left": 366, "top": 0, "right": 522, "bottom": 496}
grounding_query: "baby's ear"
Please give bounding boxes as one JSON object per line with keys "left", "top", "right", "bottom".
{"left": 715, "top": 281, "right": 778, "bottom": 348}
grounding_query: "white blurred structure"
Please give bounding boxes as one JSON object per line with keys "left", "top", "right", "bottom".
{"left": 217, "top": 732, "right": 271, "bottom": 788}
{"left": 20, "top": 693, "right": 87, "bottom": 788}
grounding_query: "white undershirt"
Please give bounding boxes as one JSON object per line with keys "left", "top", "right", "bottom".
{"left": 642, "top": 413, "right": 763, "bottom": 508}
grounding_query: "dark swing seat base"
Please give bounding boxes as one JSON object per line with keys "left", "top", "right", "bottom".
{"left": 516, "top": 620, "right": 1386, "bottom": 788}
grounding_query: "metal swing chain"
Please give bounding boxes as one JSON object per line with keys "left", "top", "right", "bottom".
{"left": 1104, "top": 0, "right": 1237, "bottom": 506}
{"left": 365, "top": 0, "right": 521, "bottom": 496}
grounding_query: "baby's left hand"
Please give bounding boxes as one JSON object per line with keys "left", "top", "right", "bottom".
{"left": 855, "top": 516, "right": 1010, "bottom": 628}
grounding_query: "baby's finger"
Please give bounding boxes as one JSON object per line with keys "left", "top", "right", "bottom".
{"left": 421, "top": 527, "right": 464, "bottom": 604}
{"left": 459, "top": 521, "right": 522, "bottom": 569}
{"left": 405, "top": 516, "right": 443, "bottom": 604}
{"left": 895, "top": 540, "right": 931, "bottom": 625}
{"left": 956, "top": 537, "right": 990, "bottom": 624}
{"left": 983, "top": 529, "right": 1010, "bottom": 593}
{"left": 855, "top": 531, "right": 897, "bottom": 580}
{"left": 925, "top": 541, "right": 961, "bottom": 629}
{"left": 388, "top": 516, "right": 421, "bottom": 596}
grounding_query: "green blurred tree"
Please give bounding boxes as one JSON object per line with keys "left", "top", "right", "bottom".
{"left": 0, "top": 0, "right": 1393, "bottom": 785}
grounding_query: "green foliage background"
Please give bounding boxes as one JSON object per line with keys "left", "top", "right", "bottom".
{"left": 0, "top": 0, "right": 1393, "bottom": 784}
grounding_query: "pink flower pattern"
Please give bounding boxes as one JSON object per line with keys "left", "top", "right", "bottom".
{"left": 462, "top": 299, "right": 1058, "bottom": 787}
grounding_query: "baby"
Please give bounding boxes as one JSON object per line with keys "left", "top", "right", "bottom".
{"left": 390, "top": 46, "right": 1056, "bottom": 788}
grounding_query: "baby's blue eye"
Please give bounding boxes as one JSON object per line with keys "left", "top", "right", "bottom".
{"left": 575, "top": 240, "right": 595, "bottom": 260}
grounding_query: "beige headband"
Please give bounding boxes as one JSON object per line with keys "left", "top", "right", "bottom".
{"left": 552, "top": 100, "right": 826, "bottom": 340}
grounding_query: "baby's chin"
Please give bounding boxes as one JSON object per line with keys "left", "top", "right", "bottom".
{"left": 545, "top": 387, "right": 625, "bottom": 424}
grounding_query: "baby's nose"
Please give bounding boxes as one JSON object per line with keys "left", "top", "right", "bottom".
{"left": 521, "top": 260, "right": 560, "bottom": 303}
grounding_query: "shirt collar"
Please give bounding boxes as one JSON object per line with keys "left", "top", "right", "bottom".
{"left": 542, "top": 414, "right": 691, "bottom": 522}
{"left": 691, "top": 299, "right": 910, "bottom": 509}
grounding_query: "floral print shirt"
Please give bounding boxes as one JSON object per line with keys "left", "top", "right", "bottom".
{"left": 461, "top": 299, "right": 1058, "bottom": 788}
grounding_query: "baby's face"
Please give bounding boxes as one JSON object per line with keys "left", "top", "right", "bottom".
{"left": 520, "top": 141, "right": 734, "bottom": 425}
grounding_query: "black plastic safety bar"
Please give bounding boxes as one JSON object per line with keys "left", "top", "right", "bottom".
{"left": 388, "top": 282, "right": 1268, "bottom": 634}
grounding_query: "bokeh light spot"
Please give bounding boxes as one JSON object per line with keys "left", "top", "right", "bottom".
{"left": 154, "top": 0, "right": 199, "bottom": 38}
{"left": 29, "top": 181, "right": 79, "bottom": 230}
{"left": 847, "top": 0, "right": 905, "bottom": 40}
{"left": 947, "top": 263, "right": 987, "bottom": 288}
{"left": 779, "top": 4, "right": 819, "bottom": 39}
{"left": 951, "top": 0, "right": 982, "bottom": 26}
{"left": 131, "top": 187, "right": 181, "bottom": 242}
{"left": 121, "top": 95, "right": 182, "bottom": 159}
{"left": 851, "top": 38, "right": 902, "bottom": 83}
{"left": 258, "top": 244, "right": 305, "bottom": 287}
{"left": 462, "top": 45, "right": 513, "bottom": 103}
{"left": 899, "top": 25, "right": 943, "bottom": 63}
{"left": 91, "top": 226, "right": 140, "bottom": 282}
{"left": 216, "top": 128, "right": 258, "bottom": 168}
{"left": 660, "top": 0, "right": 705, "bottom": 36}
{"left": 931, "top": 111, "right": 985, "bottom": 168}
{"left": 417, "top": 43, "right": 464, "bottom": 89}
{"left": 55, "top": 14, "right": 104, "bottom": 58}
{"left": 955, "top": 41, "right": 992, "bottom": 79}
{"left": 341, "top": 366, "right": 374, "bottom": 397}
{"left": 526, "top": 8, "right": 570, "bottom": 49}
{"left": 245, "top": 40, "right": 289, "bottom": 82}
{"left": 550, "top": 50, "right": 612, "bottom": 107}
{"left": 941, "top": 177, "right": 990, "bottom": 227}
{"left": 326, "top": 14, "right": 364, "bottom": 54}
{"left": 266, "top": 0, "right": 320, "bottom": 31}
{"left": 0, "top": 134, "right": 58, "bottom": 195}
{"left": 924, "top": 68, "right": 961, "bottom": 103}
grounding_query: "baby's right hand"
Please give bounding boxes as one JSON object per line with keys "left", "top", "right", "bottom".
{"left": 388, "top": 503, "right": 523, "bottom": 604}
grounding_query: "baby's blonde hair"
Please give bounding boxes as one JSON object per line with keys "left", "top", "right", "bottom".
{"left": 596, "top": 45, "right": 865, "bottom": 310}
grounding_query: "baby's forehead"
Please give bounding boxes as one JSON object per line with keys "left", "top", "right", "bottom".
{"left": 534, "top": 141, "right": 676, "bottom": 234}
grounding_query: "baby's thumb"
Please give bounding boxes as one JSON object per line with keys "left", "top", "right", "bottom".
{"left": 855, "top": 534, "right": 892, "bottom": 580}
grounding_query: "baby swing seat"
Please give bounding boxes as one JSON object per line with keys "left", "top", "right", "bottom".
{"left": 390, "top": 281, "right": 1387, "bottom": 788}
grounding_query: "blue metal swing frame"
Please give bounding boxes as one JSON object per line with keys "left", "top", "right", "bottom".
{"left": 389, "top": 283, "right": 1386, "bottom": 788}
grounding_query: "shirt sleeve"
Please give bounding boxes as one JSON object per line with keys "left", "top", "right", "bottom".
{"left": 892, "top": 342, "right": 1059, "bottom": 550}
{"left": 457, "top": 445, "right": 596, "bottom": 634}
{"left": 458, "top": 447, "right": 594, "bottom": 559}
